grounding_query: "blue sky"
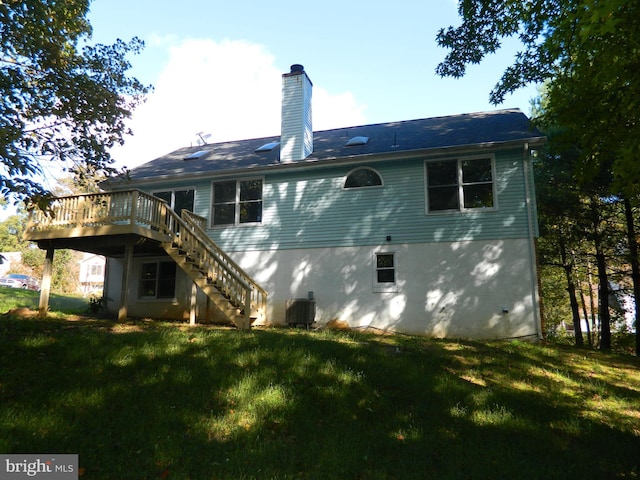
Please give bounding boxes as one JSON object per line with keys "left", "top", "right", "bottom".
{"left": 1, "top": 0, "right": 540, "bottom": 220}
{"left": 83, "top": 0, "right": 540, "bottom": 170}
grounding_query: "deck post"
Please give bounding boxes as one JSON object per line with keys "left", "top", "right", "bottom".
{"left": 243, "top": 287, "right": 252, "bottom": 330}
{"left": 189, "top": 281, "right": 197, "bottom": 326}
{"left": 38, "top": 247, "right": 55, "bottom": 317}
{"left": 118, "top": 241, "right": 134, "bottom": 321}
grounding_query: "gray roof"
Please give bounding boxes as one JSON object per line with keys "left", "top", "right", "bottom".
{"left": 115, "top": 108, "right": 544, "bottom": 184}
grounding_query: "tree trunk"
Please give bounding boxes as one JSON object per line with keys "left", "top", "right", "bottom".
{"left": 559, "top": 238, "right": 583, "bottom": 346}
{"left": 38, "top": 247, "right": 55, "bottom": 317}
{"left": 595, "top": 244, "right": 612, "bottom": 350}
{"left": 586, "top": 261, "right": 599, "bottom": 346}
{"left": 578, "top": 286, "right": 593, "bottom": 347}
{"left": 623, "top": 198, "right": 640, "bottom": 356}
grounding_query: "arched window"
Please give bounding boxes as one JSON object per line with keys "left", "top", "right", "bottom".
{"left": 344, "top": 167, "right": 383, "bottom": 188}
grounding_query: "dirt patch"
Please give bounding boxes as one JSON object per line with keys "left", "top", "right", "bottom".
{"left": 324, "top": 319, "right": 351, "bottom": 330}
{"left": 4, "top": 307, "right": 39, "bottom": 318}
{"left": 109, "top": 324, "right": 146, "bottom": 333}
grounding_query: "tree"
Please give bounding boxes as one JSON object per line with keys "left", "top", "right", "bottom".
{"left": 436, "top": 0, "right": 640, "bottom": 193}
{"left": 0, "top": 213, "right": 25, "bottom": 252}
{"left": 0, "top": 212, "right": 81, "bottom": 294}
{"left": 1, "top": 0, "right": 150, "bottom": 209}
{"left": 534, "top": 134, "right": 586, "bottom": 345}
{"left": 22, "top": 246, "right": 80, "bottom": 293}
{"left": 622, "top": 199, "right": 640, "bottom": 355}
{"left": 438, "top": 0, "right": 640, "bottom": 353}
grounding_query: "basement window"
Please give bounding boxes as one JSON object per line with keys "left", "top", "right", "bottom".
{"left": 139, "top": 261, "right": 177, "bottom": 299}
{"left": 373, "top": 252, "right": 397, "bottom": 293}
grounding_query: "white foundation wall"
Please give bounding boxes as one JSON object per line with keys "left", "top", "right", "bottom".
{"left": 232, "top": 238, "right": 540, "bottom": 339}
{"left": 104, "top": 256, "right": 230, "bottom": 322}
{"left": 103, "top": 238, "right": 541, "bottom": 339}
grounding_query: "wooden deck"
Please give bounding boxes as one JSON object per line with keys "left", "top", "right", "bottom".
{"left": 25, "top": 190, "right": 173, "bottom": 256}
{"left": 24, "top": 190, "right": 267, "bottom": 327}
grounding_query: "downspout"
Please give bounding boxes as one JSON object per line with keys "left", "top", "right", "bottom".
{"left": 523, "top": 142, "right": 543, "bottom": 339}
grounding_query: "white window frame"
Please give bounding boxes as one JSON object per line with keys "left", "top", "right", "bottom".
{"left": 210, "top": 177, "right": 264, "bottom": 227}
{"left": 424, "top": 154, "right": 497, "bottom": 214}
{"left": 343, "top": 167, "right": 384, "bottom": 189}
{"left": 373, "top": 251, "right": 398, "bottom": 293}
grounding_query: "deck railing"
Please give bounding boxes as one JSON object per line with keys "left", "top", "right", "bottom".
{"left": 25, "top": 189, "right": 267, "bottom": 326}
{"left": 26, "top": 189, "right": 171, "bottom": 236}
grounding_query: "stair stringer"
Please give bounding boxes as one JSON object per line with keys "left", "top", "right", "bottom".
{"left": 179, "top": 210, "right": 267, "bottom": 325}
{"left": 162, "top": 243, "right": 253, "bottom": 329}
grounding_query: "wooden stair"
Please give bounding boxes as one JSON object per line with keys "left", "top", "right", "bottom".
{"left": 163, "top": 244, "right": 255, "bottom": 329}
{"left": 161, "top": 209, "right": 267, "bottom": 329}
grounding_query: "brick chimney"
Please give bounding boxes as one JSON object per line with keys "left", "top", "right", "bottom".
{"left": 280, "top": 64, "right": 313, "bottom": 162}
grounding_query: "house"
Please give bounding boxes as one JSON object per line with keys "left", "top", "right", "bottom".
{"left": 25, "top": 64, "right": 545, "bottom": 339}
{"left": 78, "top": 253, "right": 105, "bottom": 296}
{"left": 0, "top": 252, "right": 22, "bottom": 277}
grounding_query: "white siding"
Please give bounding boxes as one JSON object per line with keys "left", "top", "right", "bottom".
{"left": 280, "top": 71, "right": 313, "bottom": 162}
{"left": 121, "top": 146, "right": 541, "bottom": 338}
{"left": 198, "top": 148, "right": 535, "bottom": 252}
{"left": 231, "top": 238, "right": 540, "bottom": 339}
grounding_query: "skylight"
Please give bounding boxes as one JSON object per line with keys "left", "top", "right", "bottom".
{"left": 255, "top": 141, "right": 280, "bottom": 152}
{"left": 345, "top": 136, "right": 369, "bottom": 147}
{"left": 184, "top": 150, "right": 208, "bottom": 160}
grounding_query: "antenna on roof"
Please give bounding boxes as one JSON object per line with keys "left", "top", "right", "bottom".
{"left": 195, "top": 131, "right": 212, "bottom": 146}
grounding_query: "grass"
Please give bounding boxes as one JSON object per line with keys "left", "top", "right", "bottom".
{"left": 0, "top": 290, "right": 639, "bottom": 479}
{"left": 0, "top": 286, "right": 89, "bottom": 315}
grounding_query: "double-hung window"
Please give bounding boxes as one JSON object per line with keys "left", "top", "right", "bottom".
{"left": 426, "top": 156, "right": 495, "bottom": 213}
{"left": 89, "top": 264, "right": 104, "bottom": 277}
{"left": 211, "top": 179, "right": 263, "bottom": 226}
{"left": 374, "top": 252, "right": 397, "bottom": 292}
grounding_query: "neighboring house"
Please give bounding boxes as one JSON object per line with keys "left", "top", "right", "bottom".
{"left": 0, "top": 252, "right": 22, "bottom": 278}
{"left": 608, "top": 282, "right": 636, "bottom": 333}
{"left": 25, "top": 65, "right": 546, "bottom": 339}
{"left": 78, "top": 253, "right": 105, "bottom": 296}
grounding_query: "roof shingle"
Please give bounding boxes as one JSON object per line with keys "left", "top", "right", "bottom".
{"left": 118, "top": 108, "right": 544, "bottom": 183}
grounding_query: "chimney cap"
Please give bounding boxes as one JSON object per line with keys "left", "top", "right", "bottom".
{"left": 290, "top": 64, "right": 304, "bottom": 73}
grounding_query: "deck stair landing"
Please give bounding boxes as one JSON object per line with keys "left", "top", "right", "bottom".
{"left": 24, "top": 190, "right": 267, "bottom": 328}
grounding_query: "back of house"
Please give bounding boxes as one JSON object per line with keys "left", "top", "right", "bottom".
{"left": 97, "top": 64, "right": 545, "bottom": 339}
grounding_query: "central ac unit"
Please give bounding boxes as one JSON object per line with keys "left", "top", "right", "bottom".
{"left": 285, "top": 298, "right": 316, "bottom": 327}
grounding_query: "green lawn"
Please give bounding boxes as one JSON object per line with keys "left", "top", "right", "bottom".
{"left": 0, "top": 285, "right": 89, "bottom": 315}
{"left": 0, "top": 313, "right": 638, "bottom": 479}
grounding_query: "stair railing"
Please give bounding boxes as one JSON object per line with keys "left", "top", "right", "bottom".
{"left": 162, "top": 208, "right": 267, "bottom": 328}
{"left": 181, "top": 210, "right": 268, "bottom": 323}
